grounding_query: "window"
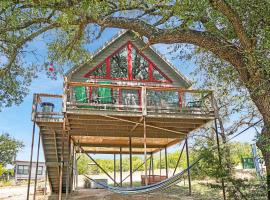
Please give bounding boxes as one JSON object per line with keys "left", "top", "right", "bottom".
{"left": 84, "top": 41, "right": 172, "bottom": 83}
{"left": 110, "top": 47, "right": 128, "bottom": 79}
{"left": 131, "top": 48, "right": 149, "bottom": 80}
{"left": 37, "top": 166, "right": 43, "bottom": 175}
{"left": 90, "top": 62, "right": 106, "bottom": 77}
{"left": 17, "top": 165, "right": 29, "bottom": 175}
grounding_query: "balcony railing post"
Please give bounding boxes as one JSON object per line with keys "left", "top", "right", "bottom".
{"left": 31, "top": 94, "right": 38, "bottom": 121}
{"left": 141, "top": 87, "right": 147, "bottom": 116}
{"left": 63, "top": 77, "right": 68, "bottom": 113}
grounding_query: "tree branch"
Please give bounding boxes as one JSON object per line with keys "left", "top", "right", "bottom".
{"left": 209, "top": 0, "right": 252, "bottom": 50}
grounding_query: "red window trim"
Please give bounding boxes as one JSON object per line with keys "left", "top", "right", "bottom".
{"left": 127, "top": 42, "right": 132, "bottom": 80}
{"left": 84, "top": 41, "right": 173, "bottom": 84}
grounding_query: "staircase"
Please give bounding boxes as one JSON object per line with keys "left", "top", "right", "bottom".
{"left": 40, "top": 122, "right": 71, "bottom": 193}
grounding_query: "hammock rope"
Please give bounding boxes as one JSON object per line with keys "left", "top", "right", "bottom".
{"left": 72, "top": 119, "right": 262, "bottom": 195}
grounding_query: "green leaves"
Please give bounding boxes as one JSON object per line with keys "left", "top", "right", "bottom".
{"left": 0, "top": 133, "right": 24, "bottom": 166}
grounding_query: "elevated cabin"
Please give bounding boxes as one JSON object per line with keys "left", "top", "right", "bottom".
{"left": 32, "top": 30, "right": 215, "bottom": 195}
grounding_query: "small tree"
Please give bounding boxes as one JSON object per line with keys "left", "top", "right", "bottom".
{"left": 0, "top": 133, "right": 24, "bottom": 167}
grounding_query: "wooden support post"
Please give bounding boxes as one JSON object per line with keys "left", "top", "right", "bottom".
{"left": 33, "top": 131, "right": 41, "bottom": 200}
{"left": 114, "top": 154, "right": 116, "bottom": 187}
{"left": 129, "top": 136, "right": 133, "bottom": 187}
{"left": 143, "top": 116, "right": 148, "bottom": 185}
{"left": 120, "top": 147, "right": 123, "bottom": 187}
{"left": 186, "top": 138, "right": 191, "bottom": 196}
{"left": 165, "top": 147, "right": 168, "bottom": 178}
{"left": 27, "top": 94, "right": 38, "bottom": 200}
{"left": 215, "top": 118, "right": 226, "bottom": 200}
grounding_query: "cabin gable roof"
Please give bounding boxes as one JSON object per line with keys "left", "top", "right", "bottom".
{"left": 66, "top": 30, "right": 191, "bottom": 88}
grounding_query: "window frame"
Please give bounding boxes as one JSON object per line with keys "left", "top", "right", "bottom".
{"left": 84, "top": 41, "right": 172, "bottom": 83}
{"left": 17, "top": 165, "right": 29, "bottom": 175}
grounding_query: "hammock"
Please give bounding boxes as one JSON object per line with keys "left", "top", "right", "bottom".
{"left": 78, "top": 156, "right": 202, "bottom": 195}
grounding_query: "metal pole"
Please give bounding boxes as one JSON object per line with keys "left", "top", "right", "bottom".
{"left": 165, "top": 147, "right": 168, "bottom": 178}
{"left": 59, "top": 131, "right": 65, "bottom": 199}
{"left": 121, "top": 156, "right": 151, "bottom": 184}
{"left": 66, "top": 132, "right": 71, "bottom": 198}
{"left": 114, "top": 154, "right": 116, "bottom": 187}
{"left": 215, "top": 119, "right": 226, "bottom": 200}
{"left": 85, "top": 153, "right": 118, "bottom": 186}
{"left": 33, "top": 131, "right": 41, "bottom": 200}
{"left": 143, "top": 116, "right": 148, "bottom": 185}
{"left": 129, "top": 136, "right": 133, "bottom": 187}
{"left": 160, "top": 149, "right": 162, "bottom": 176}
{"left": 27, "top": 94, "right": 38, "bottom": 200}
{"left": 186, "top": 138, "right": 191, "bottom": 195}
{"left": 151, "top": 153, "right": 154, "bottom": 175}
{"left": 173, "top": 140, "right": 186, "bottom": 176}
{"left": 148, "top": 154, "right": 152, "bottom": 176}
{"left": 120, "top": 147, "right": 123, "bottom": 187}
{"left": 75, "top": 153, "right": 78, "bottom": 189}
{"left": 71, "top": 143, "right": 75, "bottom": 191}
{"left": 44, "top": 167, "right": 47, "bottom": 197}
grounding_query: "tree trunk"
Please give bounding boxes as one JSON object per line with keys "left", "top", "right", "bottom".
{"left": 257, "top": 122, "right": 270, "bottom": 199}
{"left": 248, "top": 78, "right": 270, "bottom": 199}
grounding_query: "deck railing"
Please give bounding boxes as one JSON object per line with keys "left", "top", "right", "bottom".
{"left": 65, "top": 82, "right": 215, "bottom": 116}
{"left": 32, "top": 93, "right": 64, "bottom": 120}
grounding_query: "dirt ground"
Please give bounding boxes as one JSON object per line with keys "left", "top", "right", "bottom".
{"left": 44, "top": 183, "right": 222, "bottom": 200}
{"left": 0, "top": 183, "right": 222, "bottom": 200}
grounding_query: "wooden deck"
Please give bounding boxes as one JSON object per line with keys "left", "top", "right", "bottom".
{"left": 34, "top": 82, "right": 215, "bottom": 155}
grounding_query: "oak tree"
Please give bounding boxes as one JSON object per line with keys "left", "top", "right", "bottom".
{"left": 0, "top": 0, "right": 270, "bottom": 197}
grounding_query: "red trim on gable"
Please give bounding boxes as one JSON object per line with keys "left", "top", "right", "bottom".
{"left": 152, "top": 65, "right": 172, "bottom": 83}
{"left": 83, "top": 41, "right": 173, "bottom": 84}
{"left": 106, "top": 58, "right": 110, "bottom": 79}
{"left": 149, "top": 62, "right": 153, "bottom": 81}
{"left": 127, "top": 42, "right": 132, "bottom": 80}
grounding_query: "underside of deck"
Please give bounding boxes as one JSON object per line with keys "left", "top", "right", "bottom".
{"left": 37, "top": 111, "right": 213, "bottom": 155}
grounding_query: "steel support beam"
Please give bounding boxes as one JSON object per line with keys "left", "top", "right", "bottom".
{"left": 27, "top": 115, "right": 37, "bottom": 199}
{"left": 215, "top": 118, "right": 226, "bottom": 200}
{"left": 165, "top": 147, "right": 168, "bottom": 178}
{"left": 114, "top": 154, "right": 116, "bottom": 187}
{"left": 33, "top": 131, "right": 41, "bottom": 200}
{"left": 151, "top": 153, "right": 154, "bottom": 175}
{"left": 160, "top": 149, "right": 162, "bottom": 176}
{"left": 173, "top": 140, "right": 186, "bottom": 176}
{"left": 143, "top": 116, "right": 148, "bottom": 185}
{"left": 121, "top": 156, "right": 151, "bottom": 184}
{"left": 86, "top": 153, "right": 119, "bottom": 187}
{"left": 186, "top": 138, "right": 191, "bottom": 195}
{"left": 129, "top": 136, "right": 133, "bottom": 187}
{"left": 120, "top": 147, "right": 123, "bottom": 187}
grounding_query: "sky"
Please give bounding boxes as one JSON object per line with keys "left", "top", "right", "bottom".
{"left": 0, "top": 28, "right": 259, "bottom": 165}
